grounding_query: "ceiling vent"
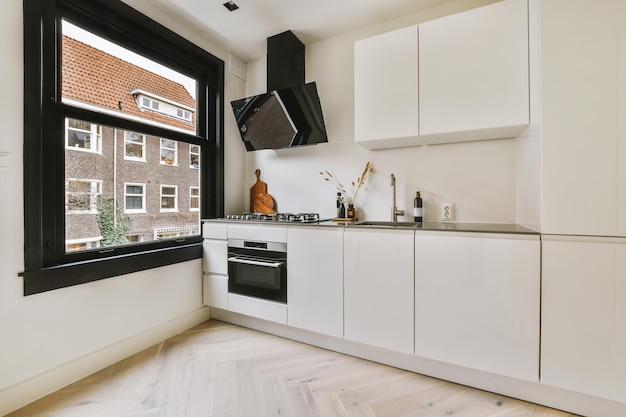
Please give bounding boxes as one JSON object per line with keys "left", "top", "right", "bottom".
{"left": 229, "top": 53, "right": 247, "bottom": 80}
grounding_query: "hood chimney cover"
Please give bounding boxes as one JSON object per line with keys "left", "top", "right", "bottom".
{"left": 267, "top": 30, "right": 304, "bottom": 91}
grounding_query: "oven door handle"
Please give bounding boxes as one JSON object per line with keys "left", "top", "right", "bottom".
{"left": 228, "top": 256, "right": 284, "bottom": 268}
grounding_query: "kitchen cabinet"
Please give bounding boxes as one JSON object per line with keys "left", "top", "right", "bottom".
{"left": 540, "top": 0, "right": 626, "bottom": 236}
{"left": 287, "top": 226, "right": 343, "bottom": 338}
{"left": 354, "top": 25, "right": 420, "bottom": 150}
{"left": 542, "top": 236, "right": 626, "bottom": 403}
{"left": 202, "top": 222, "right": 228, "bottom": 309}
{"left": 344, "top": 228, "right": 414, "bottom": 354}
{"left": 353, "top": 0, "right": 528, "bottom": 150}
{"left": 414, "top": 232, "right": 540, "bottom": 381}
{"left": 418, "top": 0, "right": 529, "bottom": 144}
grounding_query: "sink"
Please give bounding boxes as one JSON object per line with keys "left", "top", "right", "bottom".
{"left": 354, "top": 221, "right": 419, "bottom": 228}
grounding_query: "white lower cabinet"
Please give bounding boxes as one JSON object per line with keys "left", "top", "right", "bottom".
{"left": 542, "top": 236, "right": 626, "bottom": 403}
{"left": 202, "top": 222, "right": 229, "bottom": 308}
{"left": 287, "top": 227, "right": 344, "bottom": 338}
{"left": 414, "top": 232, "right": 540, "bottom": 381}
{"left": 203, "top": 274, "right": 228, "bottom": 310}
{"left": 344, "top": 228, "right": 414, "bottom": 354}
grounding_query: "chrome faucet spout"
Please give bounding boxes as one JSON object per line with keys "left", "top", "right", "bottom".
{"left": 390, "top": 173, "right": 404, "bottom": 222}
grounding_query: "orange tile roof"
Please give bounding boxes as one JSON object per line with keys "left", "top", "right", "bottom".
{"left": 62, "top": 35, "right": 196, "bottom": 132}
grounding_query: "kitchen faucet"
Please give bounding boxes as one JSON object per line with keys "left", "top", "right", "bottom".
{"left": 390, "top": 173, "right": 404, "bottom": 222}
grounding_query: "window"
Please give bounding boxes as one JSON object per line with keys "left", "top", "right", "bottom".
{"left": 66, "top": 118, "right": 101, "bottom": 153}
{"left": 189, "top": 144, "right": 200, "bottom": 169}
{"left": 190, "top": 186, "right": 200, "bottom": 211}
{"left": 134, "top": 91, "right": 194, "bottom": 123}
{"left": 125, "top": 183, "right": 146, "bottom": 213}
{"left": 125, "top": 131, "right": 146, "bottom": 161}
{"left": 160, "top": 139, "right": 178, "bottom": 165}
{"left": 66, "top": 238, "right": 102, "bottom": 252}
{"left": 23, "top": 0, "right": 224, "bottom": 295}
{"left": 161, "top": 185, "right": 178, "bottom": 212}
{"left": 66, "top": 179, "right": 102, "bottom": 213}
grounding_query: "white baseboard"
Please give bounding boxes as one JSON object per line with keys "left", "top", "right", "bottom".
{"left": 0, "top": 306, "right": 211, "bottom": 416}
{"left": 211, "top": 308, "right": 626, "bottom": 417}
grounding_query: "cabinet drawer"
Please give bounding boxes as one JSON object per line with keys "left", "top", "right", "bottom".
{"left": 202, "top": 222, "right": 228, "bottom": 239}
{"left": 203, "top": 274, "right": 228, "bottom": 309}
{"left": 202, "top": 239, "right": 227, "bottom": 274}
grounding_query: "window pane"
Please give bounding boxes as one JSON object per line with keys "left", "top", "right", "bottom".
{"left": 65, "top": 119, "right": 200, "bottom": 252}
{"left": 62, "top": 20, "right": 197, "bottom": 135}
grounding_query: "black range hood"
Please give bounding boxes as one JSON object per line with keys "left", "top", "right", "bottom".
{"left": 231, "top": 31, "right": 328, "bottom": 151}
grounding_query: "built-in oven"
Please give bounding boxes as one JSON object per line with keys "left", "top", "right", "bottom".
{"left": 227, "top": 238, "right": 287, "bottom": 304}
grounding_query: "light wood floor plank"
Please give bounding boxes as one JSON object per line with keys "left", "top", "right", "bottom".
{"left": 7, "top": 320, "right": 579, "bottom": 417}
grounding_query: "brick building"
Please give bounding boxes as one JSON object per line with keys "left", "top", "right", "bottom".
{"left": 62, "top": 35, "right": 200, "bottom": 251}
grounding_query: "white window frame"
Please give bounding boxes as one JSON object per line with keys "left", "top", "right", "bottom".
{"left": 190, "top": 186, "right": 200, "bottom": 212}
{"left": 160, "top": 184, "right": 178, "bottom": 212}
{"left": 66, "top": 179, "right": 102, "bottom": 213}
{"left": 124, "top": 131, "right": 146, "bottom": 161}
{"left": 189, "top": 144, "right": 200, "bottom": 169}
{"left": 160, "top": 138, "right": 178, "bottom": 166}
{"left": 65, "top": 118, "right": 102, "bottom": 153}
{"left": 124, "top": 182, "right": 146, "bottom": 213}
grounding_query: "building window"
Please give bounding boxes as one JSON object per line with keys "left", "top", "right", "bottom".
{"left": 160, "top": 138, "right": 178, "bottom": 165}
{"left": 66, "top": 179, "right": 102, "bottom": 213}
{"left": 161, "top": 185, "right": 178, "bottom": 212}
{"left": 66, "top": 237, "right": 102, "bottom": 252}
{"left": 189, "top": 144, "right": 200, "bottom": 169}
{"left": 23, "top": 0, "right": 223, "bottom": 295}
{"left": 66, "top": 118, "right": 102, "bottom": 153}
{"left": 154, "top": 226, "right": 200, "bottom": 240}
{"left": 190, "top": 186, "right": 200, "bottom": 211}
{"left": 124, "top": 183, "right": 146, "bottom": 213}
{"left": 134, "top": 91, "right": 194, "bottom": 123}
{"left": 125, "top": 131, "right": 146, "bottom": 161}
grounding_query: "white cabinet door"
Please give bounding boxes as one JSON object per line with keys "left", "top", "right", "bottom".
{"left": 344, "top": 228, "right": 414, "bottom": 354}
{"left": 287, "top": 227, "right": 344, "bottom": 338}
{"left": 203, "top": 274, "right": 228, "bottom": 309}
{"left": 414, "top": 232, "right": 540, "bottom": 381}
{"left": 202, "top": 239, "right": 227, "bottom": 275}
{"left": 418, "top": 0, "right": 529, "bottom": 144}
{"left": 354, "top": 25, "right": 420, "bottom": 150}
{"left": 540, "top": 0, "right": 626, "bottom": 236}
{"left": 542, "top": 236, "right": 626, "bottom": 403}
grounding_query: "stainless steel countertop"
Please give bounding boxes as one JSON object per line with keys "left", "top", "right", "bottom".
{"left": 202, "top": 218, "right": 539, "bottom": 235}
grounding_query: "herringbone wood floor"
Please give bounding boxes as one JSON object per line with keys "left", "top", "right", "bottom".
{"left": 8, "top": 320, "right": 578, "bottom": 417}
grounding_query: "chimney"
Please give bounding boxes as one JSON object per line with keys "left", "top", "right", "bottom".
{"left": 266, "top": 30, "right": 305, "bottom": 91}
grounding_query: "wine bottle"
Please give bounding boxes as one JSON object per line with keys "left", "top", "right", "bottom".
{"left": 413, "top": 191, "right": 423, "bottom": 222}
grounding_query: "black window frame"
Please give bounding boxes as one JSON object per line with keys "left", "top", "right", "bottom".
{"left": 22, "top": 0, "right": 224, "bottom": 295}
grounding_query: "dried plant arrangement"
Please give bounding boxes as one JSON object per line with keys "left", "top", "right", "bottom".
{"left": 320, "top": 161, "right": 374, "bottom": 205}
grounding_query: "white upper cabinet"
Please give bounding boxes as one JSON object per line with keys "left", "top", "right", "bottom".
{"left": 354, "top": 25, "right": 420, "bottom": 150}
{"left": 540, "top": 0, "right": 626, "bottom": 237}
{"left": 353, "top": 0, "right": 529, "bottom": 150}
{"left": 418, "top": 0, "right": 529, "bottom": 144}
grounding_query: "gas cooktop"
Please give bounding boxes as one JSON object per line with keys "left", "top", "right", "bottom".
{"left": 224, "top": 212, "right": 328, "bottom": 223}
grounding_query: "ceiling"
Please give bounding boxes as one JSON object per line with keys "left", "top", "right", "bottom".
{"left": 130, "top": 0, "right": 458, "bottom": 62}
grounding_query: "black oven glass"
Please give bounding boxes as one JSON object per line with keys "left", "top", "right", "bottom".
{"left": 228, "top": 245, "right": 287, "bottom": 304}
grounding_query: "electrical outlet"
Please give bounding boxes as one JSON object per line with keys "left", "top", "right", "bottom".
{"left": 441, "top": 202, "right": 454, "bottom": 221}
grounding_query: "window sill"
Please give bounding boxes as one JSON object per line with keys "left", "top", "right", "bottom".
{"left": 21, "top": 242, "right": 202, "bottom": 295}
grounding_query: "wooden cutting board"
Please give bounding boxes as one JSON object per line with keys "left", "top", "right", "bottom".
{"left": 250, "top": 169, "right": 276, "bottom": 214}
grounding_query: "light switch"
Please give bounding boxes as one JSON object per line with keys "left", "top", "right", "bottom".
{"left": 0, "top": 152, "right": 9, "bottom": 169}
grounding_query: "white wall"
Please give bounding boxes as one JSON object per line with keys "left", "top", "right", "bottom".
{"left": 0, "top": 0, "right": 245, "bottom": 414}
{"left": 239, "top": 0, "right": 541, "bottom": 226}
